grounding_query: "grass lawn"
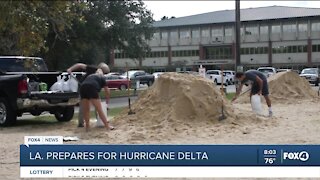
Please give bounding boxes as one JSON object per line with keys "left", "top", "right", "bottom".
{"left": 225, "top": 92, "right": 235, "bottom": 100}
{"left": 106, "top": 90, "right": 234, "bottom": 100}
{"left": 100, "top": 89, "right": 144, "bottom": 99}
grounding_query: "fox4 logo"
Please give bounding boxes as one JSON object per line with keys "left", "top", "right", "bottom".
{"left": 283, "top": 151, "right": 309, "bottom": 162}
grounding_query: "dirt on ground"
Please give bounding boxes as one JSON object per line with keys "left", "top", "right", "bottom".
{"left": 1, "top": 72, "right": 320, "bottom": 180}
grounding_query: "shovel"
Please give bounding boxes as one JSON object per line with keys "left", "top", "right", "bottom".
{"left": 218, "top": 103, "right": 226, "bottom": 121}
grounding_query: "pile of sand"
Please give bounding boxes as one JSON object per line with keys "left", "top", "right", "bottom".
{"left": 122, "top": 73, "right": 234, "bottom": 121}
{"left": 236, "top": 71, "right": 318, "bottom": 103}
{"left": 113, "top": 73, "right": 236, "bottom": 131}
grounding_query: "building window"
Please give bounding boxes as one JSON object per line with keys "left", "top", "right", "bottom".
{"left": 292, "top": 46, "right": 297, "bottom": 53}
{"left": 161, "top": 31, "right": 168, "bottom": 39}
{"left": 245, "top": 25, "right": 258, "bottom": 35}
{"left": 239, "top": 47, "right": 268, "bottom": 54}
{"left": 245, "top": 48, "right": 249, "bottom": 54}
{"left": 248, "top": 48, "right": 254, "bottom": 54}
{"left": 205, "top": 46, "right": 232, "bottom": 59}
{"left": 180, "top": 29, "right": 190, "bottom": 39}
{"left": 260, "top": 25, "right": 268, "bottom": 35}
{"left": 311, "top": 22, "right": 320, "bottom": 31}
{"left": 195, "top": 50, "right": 199, "bottom": 56}
{"left": 272, "top": 25, "right": 281, "bottom": 33}
{"left": 201, "top": 28, "right": 210, "bottom": 37}
{"left": 170, "top": 30, "right": 178, "bottom": 39}
{"left": 225, "top": 27, "right": 233, "bottom": 36}
{"left": 273, "top": 45, "right": 308, "bottom": 53}
{"left": 144, "top": 51, "right": 168, "bottom": 58}
{"left": 312, "top": 44, "right": 320, "bottom": 52}
{"left": 192, "top": 29, "right": 200, "bottom": 38}
{"left": 283, "top": 23, "right": 296, "bottom": 33}
{"left": 211, "top": 28, "right": 223, "bottom": 37}
{"left": 298, "top": 23, "right": 308, "bottom": 33}
{"left": 172, "top": 50, "right": 199, "bottom": 57}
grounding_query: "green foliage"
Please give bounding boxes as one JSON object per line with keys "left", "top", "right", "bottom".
{"left": 0, "top": 0, "right": 154, "bottom": 71}
{"left": 0, "top": 1, "right": 81, "bottom": 56}
{"left": 43, "top": 0, "right": 154, "bottom": 70}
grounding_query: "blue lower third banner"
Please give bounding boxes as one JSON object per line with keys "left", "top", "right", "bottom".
{"left": 20, "top": 145, "right": 320, "bottom": 166}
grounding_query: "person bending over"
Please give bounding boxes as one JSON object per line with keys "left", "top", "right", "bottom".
{"left": 232, "top": 70, "right": 273, "bottom": 117}
{"left": 67, "top": 62, "right": 110, "bottom": 127}
{"left": 79, "top": 69, "right": 114, "bottom": 131}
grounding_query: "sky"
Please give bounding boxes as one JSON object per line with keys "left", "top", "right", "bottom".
{"left": 143, "top": 1, "right": 320, "bottom": 21}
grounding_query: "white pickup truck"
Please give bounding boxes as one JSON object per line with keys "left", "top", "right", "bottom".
{"left": 257, "top": 67, "right": 277, "bottom": 78}
{"left": 205, "top": 70, "right": 229, "bottom": 86}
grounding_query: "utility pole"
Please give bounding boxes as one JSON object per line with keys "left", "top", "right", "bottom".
{"left": 235, "top": 0, "right": 241, "bottom": 72}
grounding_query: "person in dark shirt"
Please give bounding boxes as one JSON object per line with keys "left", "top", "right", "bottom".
{"left": 67, "top": 62, "right": 110, "bottom": 127}
{"left": 80, "top": 69, "right": 114, "bottom": 131}
{"left": 232, "top": 70, "right": 273, "bottom": 117}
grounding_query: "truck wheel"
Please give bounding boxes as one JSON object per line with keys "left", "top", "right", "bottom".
{"left": 214, "top": 79, "right": 218, "bottom": 85}
{"left": 315, "top": 79, "right": 319, "bottom": 86}
{"left": 148, "top": 81, "right": 153, "bottom": 86}
{"left": 0, "top": 98, "right": 17, "bottom": 126}
{"left": 119, "top": 84, "right": 127, "bottom": 90}
{"left": 54, "top": 107, "right": 74, "bottom": 122}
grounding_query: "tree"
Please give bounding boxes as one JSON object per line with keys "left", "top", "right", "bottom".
{"left": 0, "top": 0, "right": 154, "bottom": 70}
{"left": 44, "top": 0, "right": 154, "bottom": 70}
{"left": 161, "top": 16, "right": 169, "bottom": 20}
{"left": 0, "top": 1, "right": 82, "bottom": 56}
{"left": 161, "top": 16, "right": 175, "bottom": 21}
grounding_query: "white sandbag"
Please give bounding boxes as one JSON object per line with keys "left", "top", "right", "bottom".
{"left": 68, "top": 74, "right": 78, "bottom": 92}
{"left": 50, "top": 76, "right": 64, "bottom": 91}
{"left": 251, "top": 94, "right": 263, "bottom": 115}
{"left": 96, "top": 103, "right": 108, "bottom": 127}
{"left": 62, "top": 81, "right": 70, "bottom": 92}
{"left": 50, "top": 74, "right": 78, "bottom": 92}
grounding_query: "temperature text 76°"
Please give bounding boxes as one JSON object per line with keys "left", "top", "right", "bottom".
{"left": 264, "top": 158, "right": 276, "bottom": 164}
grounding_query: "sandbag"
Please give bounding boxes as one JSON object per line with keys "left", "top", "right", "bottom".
{"left": 50, "top": 76, "right": 64, "bottom": 91}
{"left": 50, "top": 73, "right": 78, "bottom": 92}
{"left": 96, "top": 103, "right": 108, "bottom": 127}
{"left": 251, "top": 94, "right": 262, "bottom": 115}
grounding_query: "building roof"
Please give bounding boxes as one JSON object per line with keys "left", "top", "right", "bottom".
{"left": 153, "top": 6, "right": 320, "bottom": 28}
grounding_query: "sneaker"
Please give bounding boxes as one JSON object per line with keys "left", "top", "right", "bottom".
{"left": 269, "top": 110, "right": 273, "bottom": 117}
{"left": 78, "top": 124, "right": 84, "bottom": 127}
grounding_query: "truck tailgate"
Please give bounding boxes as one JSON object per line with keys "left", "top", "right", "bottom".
{"left": 29, "top": 91, "right": 79, "bottom": 104}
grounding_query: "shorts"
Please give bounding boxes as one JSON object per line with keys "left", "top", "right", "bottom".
{"left": 80, "top": 84, "right": 99, "bottom": 99}
{"left": 251, "top": 80, "right": 269, "bottom": 96}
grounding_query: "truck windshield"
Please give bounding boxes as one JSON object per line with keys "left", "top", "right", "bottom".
{"left": 258, "top": 69, "right": 274, "bottom": 73}
{"left": 0, "top": 58, "right": 48, "bottom": 72}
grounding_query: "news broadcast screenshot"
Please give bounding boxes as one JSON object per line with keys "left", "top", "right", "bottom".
{"left": 1, "top": 0, "right": 320, "bottom": 179}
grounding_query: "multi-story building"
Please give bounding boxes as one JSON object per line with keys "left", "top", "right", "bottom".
{"left": 110, "top": 6, "right": 320, "bottom": 71}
